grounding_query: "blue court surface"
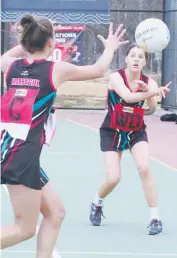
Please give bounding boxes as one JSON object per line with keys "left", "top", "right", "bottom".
{"left": 1, "top": 110, "right": 177, "bottom": 258}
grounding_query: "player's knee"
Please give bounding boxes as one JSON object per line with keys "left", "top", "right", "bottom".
{"left": 51, "top": 206, "right": 65, "bottom": 228}
{"left": 107, "top": 174, "right": 121, "bottom": 187}
{"left": 137, "top": 163, "right": 150, "bottom": 178}
{"left": 22, "top": 228, "right": 36, "bottom": 240}
{"left": 46, "top": 199, "right": 65, "bottom": 228}
{"left": 55, "top": 203, "right": 65, "bottom": 222}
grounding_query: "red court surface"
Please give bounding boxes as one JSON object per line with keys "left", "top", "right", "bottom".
{"left": 57, "top": 110, "right": 177, "bottom": 170}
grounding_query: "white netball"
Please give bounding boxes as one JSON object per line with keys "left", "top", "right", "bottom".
{"left": 135, "top": 18, "right": 170, "bottom": 53}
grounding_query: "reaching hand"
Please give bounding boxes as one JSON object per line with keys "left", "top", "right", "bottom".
{"left": 97, "top": 23, "right": 129, "bottom": 52}
{"left": 133, "top": 80, "right": 171, "bottom": 98}
{"left": 158, "top": 81, "right": 171, "bottom": 98}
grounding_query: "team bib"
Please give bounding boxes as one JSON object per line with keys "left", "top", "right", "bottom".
{"left": 110, "top": 104, "right": 144, "bottom": 132}
{"left": 1, "top": 86, "right": 39, "bottom": 140}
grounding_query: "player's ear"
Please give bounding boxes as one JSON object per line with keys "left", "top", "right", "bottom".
{"left": 48, "top": 38, "right": 54, "bottom": 48}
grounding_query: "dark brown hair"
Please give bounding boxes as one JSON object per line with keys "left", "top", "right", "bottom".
{"left": 19, "top": 14, "right": 54, "bottom": 53}
{"left": 125, "top": 43, "right": 148, "bottom": 61}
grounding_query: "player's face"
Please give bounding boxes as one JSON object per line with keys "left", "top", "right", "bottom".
{"left": 125, "top": 47, "right": 146, "bottom": 72}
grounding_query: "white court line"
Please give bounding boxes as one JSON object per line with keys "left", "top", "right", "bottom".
{"left": 68, "top": 119, "right": 177, "bottom": 172}
{"left": 2, "top": 186, "right": 176, "bottom": 257}
{"left": 61, "top": 252, "right": 177, "bottom": 257}
{"left": 68, "top": 119, "right": 98, "bottom": 133}
{"left": 2, "top": 185, "right": 61, "bottom": 258}
{"left": 2, "top": 251, "right": 177, "bottom": 257}
{"left": 150, "top": 157, "right": 177, "bottom": 172}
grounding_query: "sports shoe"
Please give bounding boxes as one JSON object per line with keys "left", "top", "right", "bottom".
{"left": 89, "top": 202, "right": 105, "bottom": 226}
{"left": 148, "top": 219, "right": 163, "bottom": 235}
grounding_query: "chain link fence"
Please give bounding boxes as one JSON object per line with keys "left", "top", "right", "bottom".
{"left": 1, "top": 0, "right": 177, "bottom": 110}
{"left": 162, "top": 0, "right": 177, "bottom": 110}
{"left": 57, "top": 1, "right": 164, "bottom": 109}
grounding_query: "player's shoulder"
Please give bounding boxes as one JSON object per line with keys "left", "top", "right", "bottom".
{"left": 111, "top": 68, "right": 124, "bottom": 74}
{"left": 109, "top": 68, "right": 125, "bottom": 81}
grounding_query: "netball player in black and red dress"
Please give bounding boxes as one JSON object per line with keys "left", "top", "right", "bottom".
{"left": 0, "top": 14, "right": 129, "bottom": 256}
{"left": 89, "top": 43, "right": 171, "bottom": 235}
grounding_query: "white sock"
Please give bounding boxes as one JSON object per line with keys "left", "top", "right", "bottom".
{"left": 93, "top": 193, "right": 104, "bottom": 207}
{"left": 149, "top": 207, "right": 159, "bottom": 220}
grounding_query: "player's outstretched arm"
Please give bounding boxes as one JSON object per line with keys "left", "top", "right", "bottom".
{"left": 53, "top": 23, "right": 129, "bottom": 86}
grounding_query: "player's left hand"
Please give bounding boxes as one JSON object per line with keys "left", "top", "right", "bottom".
{"left": 134, "top": 80, "right": 172, "bottom": 98}
{"left": 158, "top": 81, "right": 171, "bottom": 98}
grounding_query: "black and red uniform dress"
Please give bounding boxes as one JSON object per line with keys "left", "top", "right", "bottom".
{"left": 100, "top": 68, "right": 149, "bottom": 152}
{"left": 1, "top": 59, "right": 56, "bottom": 190}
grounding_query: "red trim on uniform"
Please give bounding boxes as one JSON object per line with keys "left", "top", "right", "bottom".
{"left": 5, "top": 60, "right": 16, "bottom": 85}
{"left": 2, "top": 140, "right": 23, "bottom": 173}
{"left": 140, "top": 72, "right": 143, "bottom": 80}
{"left": 123, "top": 68, "right": 143, "bottom": 92}
{"left": 34, "top": 59, "right": 45, "bottom": 62}
{"left": 146, "top": 76, "right": 149, "bottom": 85}
{"left": 31, "top": 116, "right": 47, "bottom": 129}
{"left": 49, "top": 62, "right": 57, "bottom": 91}
{"left": 40, "top": 131, "right": 45, "bottom": 147}
{"left": 112, "top": 130, "right": 118, "bottom": 147}
{"left": 24, "top": 59, "right": 30, "bottom": 65}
